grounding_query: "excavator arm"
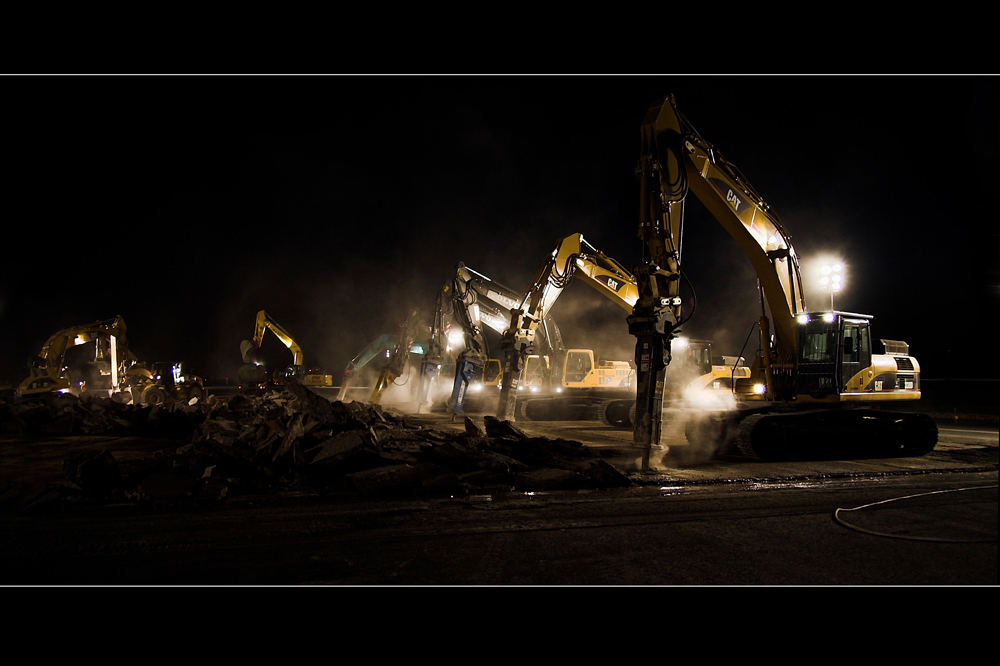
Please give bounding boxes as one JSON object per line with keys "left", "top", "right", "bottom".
{"left": 642, "top": 96, "right": 806, "bottom": 371}
{"left": 450, "top": 263, "right": 491, "bottom": 368}
{"left": 417, "top": 262, "right": 565, "bottom": 413}
{"left": 250, "top": 310, "right": 305, "bottom": 367}
{"left": 629, "top": 94, "right": 810, "bottom": 454}
{"left": 369, "top": 308, "right": 423, "bottom": 404}
{"left": 458, "top": 263, "right": 565, "bottom": 357}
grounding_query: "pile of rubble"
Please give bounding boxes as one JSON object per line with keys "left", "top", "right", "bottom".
{"left": 0, "top": 390, "right": 206, "bottom": 439}
{"left": 1, "top": 383, "right": 631, "bottom": 506}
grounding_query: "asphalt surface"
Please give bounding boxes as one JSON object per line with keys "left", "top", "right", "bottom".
{"left": 1, "top": 393, "right": 996, "bottom": 586}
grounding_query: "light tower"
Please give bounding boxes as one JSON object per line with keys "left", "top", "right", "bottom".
{"left": 818, "top": 261, "right": 845, "bottom": 309}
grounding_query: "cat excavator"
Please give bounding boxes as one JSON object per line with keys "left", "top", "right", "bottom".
{"left": 16, "top": 315, "right": 137, "bottom": 400}
{"left": 417, "top": 262, "right": 562, "bottom": 414}
{"left": 239, "top": 310, "right": 333, "bottom": 392}
{"left": 494, "top": 232, "right": 741, "bottom": 425}
{"left": 497, "top": 233, "right": 639, "bottom": 426}
{"left": 16, "top": 315, "right": 205, "bottom": 405}
{"left": 628, "top": 94, "right": 936, "bottom": 465}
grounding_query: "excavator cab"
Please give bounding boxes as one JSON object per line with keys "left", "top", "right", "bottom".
{"left": 482, "top": 359, "right": 501, "bottom": 385}
{"left": 521, "top": 355, "right": 551, "bottom": 390}
{"left": 795, "top": 312, "right": 873, "bottom": 397}
{"left": 563, "top": 350, "right": 593, "bottom": 385}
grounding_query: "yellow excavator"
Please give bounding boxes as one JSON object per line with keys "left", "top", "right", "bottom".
{"left": 495, "top": 232, "right": 742, "bottom": 424}
{"left": 17, "top": 315, "right": 137, "bottom": 400}
{"left": 16, "top": 315, "right": 205, "bottom": 405}
{"left": 628, "top": 94, "right": 936, "bottom": 463}
{"left": 239, "top": 310, "right": 333, "bottom": 391}
{"left": 599, "top": 337, "right": 751, "bottom": 427}
{"left": 496, "top": 232, "right": 639, "bottom": 423}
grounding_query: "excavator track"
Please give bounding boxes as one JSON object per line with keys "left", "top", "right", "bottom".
{"left": 514, "top": 395, "right": 636, "bottom": 425}
{"left": 731, "top": 412, "right": 768, "bottom": 458}
{"left": 726, "top": 407, "right": 939, "bottom": 460}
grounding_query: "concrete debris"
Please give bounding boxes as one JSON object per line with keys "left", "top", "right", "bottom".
{"left": 0, "top": 383, "right": 632, "bottom": 507}
{"left": 463, "top": 417, "right": 484, "bottom": 438}
{"left": 483, "top": 415, "right": 528, "bottom": 440}
{"left": 0, "top": 391, "right": 206, "bottom": 439}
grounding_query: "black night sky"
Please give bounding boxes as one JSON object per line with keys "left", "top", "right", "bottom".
{"left": 1, "top": 74, "right": 997, "bottom": 385}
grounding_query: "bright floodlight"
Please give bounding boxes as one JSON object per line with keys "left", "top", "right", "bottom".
{"left": 817, "top": 260, "right": 846, "bottom": 309}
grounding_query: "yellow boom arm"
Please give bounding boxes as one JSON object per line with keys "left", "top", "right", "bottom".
{"left": 496, "top": 233, "right": 639, "bottom": 419}
{"left": 252, "top": 310, "right": 304, "bottom": 366}
{"left": 638, "top": 95, "right": 808, "bottom": 398}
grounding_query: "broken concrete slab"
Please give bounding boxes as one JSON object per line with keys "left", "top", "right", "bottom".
{"left": 483, "top": 415, "right": 528, "bottom": 440}
{"left": 2, "top": 385, "right": 633, "bottom": 507}
{"left": 464, "top": 416, "right": 484, "bottom": 438}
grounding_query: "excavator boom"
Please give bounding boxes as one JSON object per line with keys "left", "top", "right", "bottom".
{"left": 368, "top": 308, "right": 423, "bottom": 404}
{"left": 252, "top": 310, "right": 305, "bottom": 367}
{"left": 630, "top": 94, "right": 933, "bottom": 462}
{"left": 641, "top": 96, "right": 806, "bottom": 373}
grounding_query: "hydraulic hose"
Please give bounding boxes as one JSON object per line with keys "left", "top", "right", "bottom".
{"left": 833, "top": 485, "right": 998, "bottom": 543}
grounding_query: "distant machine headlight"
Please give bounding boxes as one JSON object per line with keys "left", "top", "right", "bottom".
{"left": 796, "top": 314, "right": 810, "bottom": 325}
{"left": 752, "top": 383, "right": 766, "bottom": 395}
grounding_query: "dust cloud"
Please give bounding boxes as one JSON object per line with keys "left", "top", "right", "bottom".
{"left": 658, "top": 384, "right": 739, "bottom": 467}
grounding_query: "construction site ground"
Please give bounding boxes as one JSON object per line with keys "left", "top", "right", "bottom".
{"left": 0, "top": 385, "right": 995, "bottom": 586}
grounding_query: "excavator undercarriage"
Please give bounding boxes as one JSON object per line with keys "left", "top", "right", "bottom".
{"left": 685, "top": 404, "right": 938, "bottom": 460}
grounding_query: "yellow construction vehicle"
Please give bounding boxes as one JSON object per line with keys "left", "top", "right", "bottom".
{"left": 600, "top": 337, "right": 750, "bottom": 426}
{"left": 239, "top": 310, "right": 333, "bottom": 392}
{"left": 666, "top": 337, "right": 752, "bottom": 394}
{"left": 16, "top": 315, "right": 137, "bottom": 400}
{"left": 495, "top": 232, "right": 748, "bottom": 424}
{"left": 628, "top": 94, "right": 936, "bottom": 461}
{"left": 15, "top": 315, "right": 206, "bottom": 406}
{"left": 495, "top": 233, "right": 653, "bottom": 422}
